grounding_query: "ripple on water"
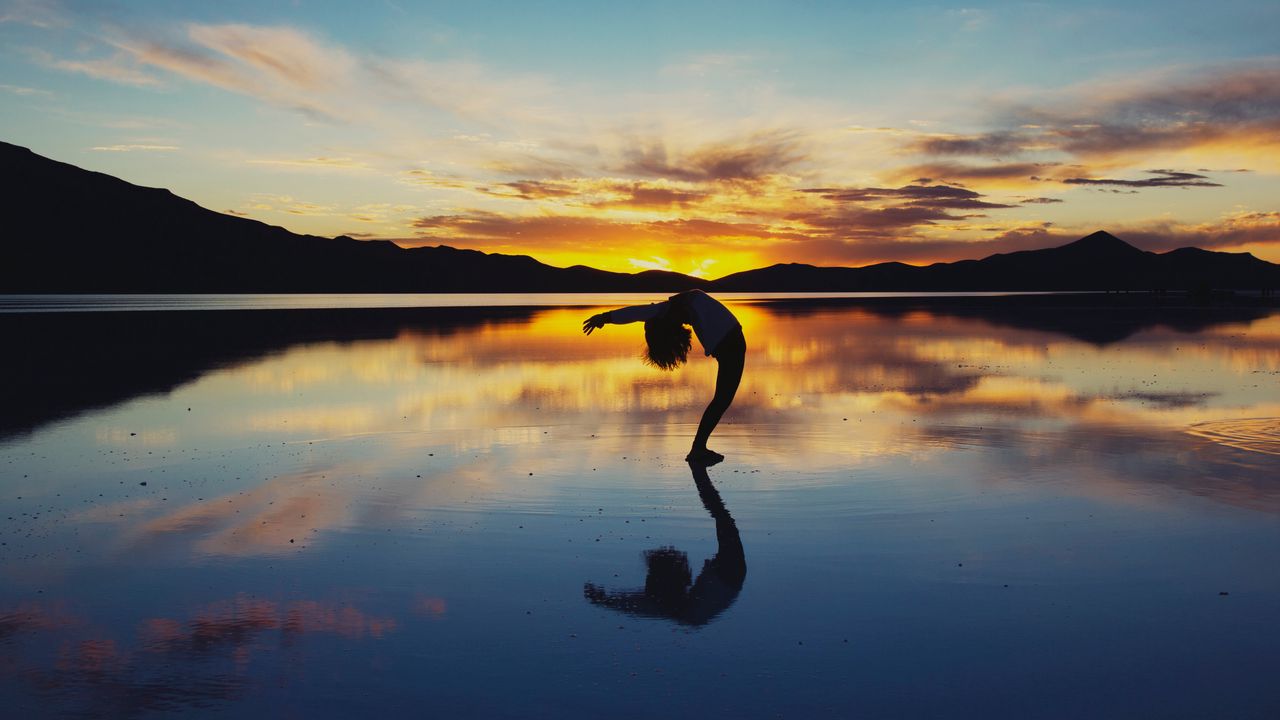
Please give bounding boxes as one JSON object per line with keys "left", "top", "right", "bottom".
{"left": 1186, "top": 417, "right": 1280, "bottom": 456}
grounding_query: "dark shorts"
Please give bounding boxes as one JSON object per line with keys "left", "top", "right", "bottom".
{"left": 711, "top": 325, "right": 746, "bottom": 361}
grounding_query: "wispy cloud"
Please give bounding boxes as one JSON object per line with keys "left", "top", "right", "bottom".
{"left": 0, "top": 82, "right": 51, "bottom": 96}
{"left": 90, "top": 143, "right": 179, "bottom": 152}
{"left": 109, "top": 24, "right": 356, "bottom": 121}
{"left": 661, "top": 52, "right": 754, "bottom": 77}
{"left": 0, "top": 0, "right": 66, "bottom": 28}
{"left": 62, "top": 21, "right": 558, "bottom": 127}
{"left": 31, "top": 49, "right": 161, "bottom": 86}
{"left": 248, "top": 156, "right": 371, "bottom": 170}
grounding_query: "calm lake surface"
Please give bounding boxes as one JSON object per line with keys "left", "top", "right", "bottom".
{"left": 2, "top": 295, "right": 1278, "bottom": 718}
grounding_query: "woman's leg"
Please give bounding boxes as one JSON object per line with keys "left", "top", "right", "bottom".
{"left": 690, "top": 330, "right": 745, "bottom": 457}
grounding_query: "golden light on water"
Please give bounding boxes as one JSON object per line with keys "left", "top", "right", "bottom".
{"left": 93, "top": 303, "right": 1280, "bottom": 473}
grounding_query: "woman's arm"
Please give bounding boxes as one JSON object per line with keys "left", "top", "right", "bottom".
{"left": 582, "top": 302, "right": 667, "bottom": 335}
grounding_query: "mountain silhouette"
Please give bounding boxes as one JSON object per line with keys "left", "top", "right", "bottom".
{"left": 713, "top": 230, "right": 1279, "bottom": 292}
{"left": 2, "top": 141, "right": 1277, "bottom": 293}
{"left": 0, "top": 141, "right": 702, "bottom": 293}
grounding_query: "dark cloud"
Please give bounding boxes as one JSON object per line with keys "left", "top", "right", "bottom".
{"left": 617, "top": 185, "right": 707, "bottom": 208}
{"left": 905, "top": 65, "right": 1280, "bottom": 161}
{"left": 1061, "top": 170, "right": 1222, "bottom": 188}
{"left": 900, "top": 161, "right": 1061, "bottom": 182}
{"left": 789, "top": 182, "right": 1019, "bottom": 241}
{"left": 804, "top": 183, "right": 1015, "bottom": 209}
{"left": 789, "top": 205, "right": 961, "bottom": 237}
{"left": 804, "top": 183, "right": 983, "bottom": 202}
{"left": 618, "top": 132, "right": 803, "bottom": 182}
{"left": 908, "top": 131, "right": 1030, "bottom": 156}
{"left": 476, "top": 179, "right": 710, "bottom": 208}
{"left": 1020, "top": 197, "right": 1064, "bottom": 204}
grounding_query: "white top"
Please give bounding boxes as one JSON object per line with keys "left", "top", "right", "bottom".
{"left": 609, "top": 290, "right": 740, "bottom": 356}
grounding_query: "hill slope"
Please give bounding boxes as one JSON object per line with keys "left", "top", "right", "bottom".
{"left": 0, "top": 141, "right": 704, "bottom": 292}
{"left": 712, "top": 231, "right": 1280, "bottom": 291}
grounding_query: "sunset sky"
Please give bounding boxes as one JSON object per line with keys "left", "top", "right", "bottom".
{"left": 2, "top": 0, "right": 1278, "bottom": 277}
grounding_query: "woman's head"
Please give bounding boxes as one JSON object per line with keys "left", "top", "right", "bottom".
{"left": 643, "top": 314, "right": 691, "bottom": 370}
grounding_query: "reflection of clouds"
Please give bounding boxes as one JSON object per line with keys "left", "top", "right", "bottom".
{"left": 915, "top": 420, "right": 1280, "bottom": 514}
{"left": 413, "top": 595, "right": 448, "bottom": 618}
{"left": 235, "top": 359, "right": 339, "bottom": 392}
{"left": 892, "top": 374, "right": 1280, "bottom": 430}
{"left": 135, "top": 468, "right": 354, "bottom": 557}
{"left": 129, "top": 450, "right": 511, "bottom": 559}
{"left": 153, "top": 596, "right": 399, "bottom": 647}
{"left": 1, "top": 595, "right": 397, "bottom": 716}
{"left": 0, "top": 600, "right": 79, "bottom": 640}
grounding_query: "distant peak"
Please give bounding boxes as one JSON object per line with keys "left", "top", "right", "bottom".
{"left": 1078, "top": 230, "right": 1124, "bottom": 245}
{"left": 1060, "top": 230, "right": 1143, "bottom": 254}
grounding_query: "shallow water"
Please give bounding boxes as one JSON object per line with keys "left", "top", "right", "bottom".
{"left": 2, "top": 298, "right": 1279, "bottom": 718}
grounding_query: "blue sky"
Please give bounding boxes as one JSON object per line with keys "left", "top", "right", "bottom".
{"left": 3, "top": 0, "right": 1278, "bottom": 275}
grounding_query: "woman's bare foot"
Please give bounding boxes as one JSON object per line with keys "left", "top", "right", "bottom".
{"left": 685, "top": 447, "right": 724, "bottom": 466}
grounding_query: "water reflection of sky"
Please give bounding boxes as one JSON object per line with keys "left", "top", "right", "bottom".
{"left": 2, "top": 301, "right": 1279, "bottom": 717}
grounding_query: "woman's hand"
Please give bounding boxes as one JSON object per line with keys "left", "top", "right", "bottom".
{"left": 582, "top": 312, "right": 609, "bottom": 335}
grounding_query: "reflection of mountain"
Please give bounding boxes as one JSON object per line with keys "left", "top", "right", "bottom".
{"left": 752, "top": 294, "right": 1278, "bottom": 345}
{"left": 4, "top": 142, "right": 1279, "bottom": 292}
{"left": 0, "top": 306, "right": 540, "bottom": 439}
{"left": 715, "top": 231, "right": 1280, "bottom": 292}
{"left": 584, "top": 463, "right": 745, "bottom": 626}
{"left": 0, "top": 142, "right": 701, "bottom": 293}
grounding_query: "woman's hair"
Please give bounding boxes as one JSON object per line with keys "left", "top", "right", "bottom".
{"left": 643, "top": 312, "right": 691, "bottom": 370}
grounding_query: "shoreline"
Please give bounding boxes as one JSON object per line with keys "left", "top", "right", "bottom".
{"left": 1, "top": 289, "right": 1277, "bottom": 315}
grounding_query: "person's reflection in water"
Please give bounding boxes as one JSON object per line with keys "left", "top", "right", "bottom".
{"left": 583, "top": 462, "right": 746, "bottom": 626}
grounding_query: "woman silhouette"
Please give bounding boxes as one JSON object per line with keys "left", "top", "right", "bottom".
{"left": 583, "top": 289, "right": 745, "bottom": 465}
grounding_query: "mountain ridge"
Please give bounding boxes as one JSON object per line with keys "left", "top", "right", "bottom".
{"left": 3, "top": 141, "right": 1277, "bottom": 293}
